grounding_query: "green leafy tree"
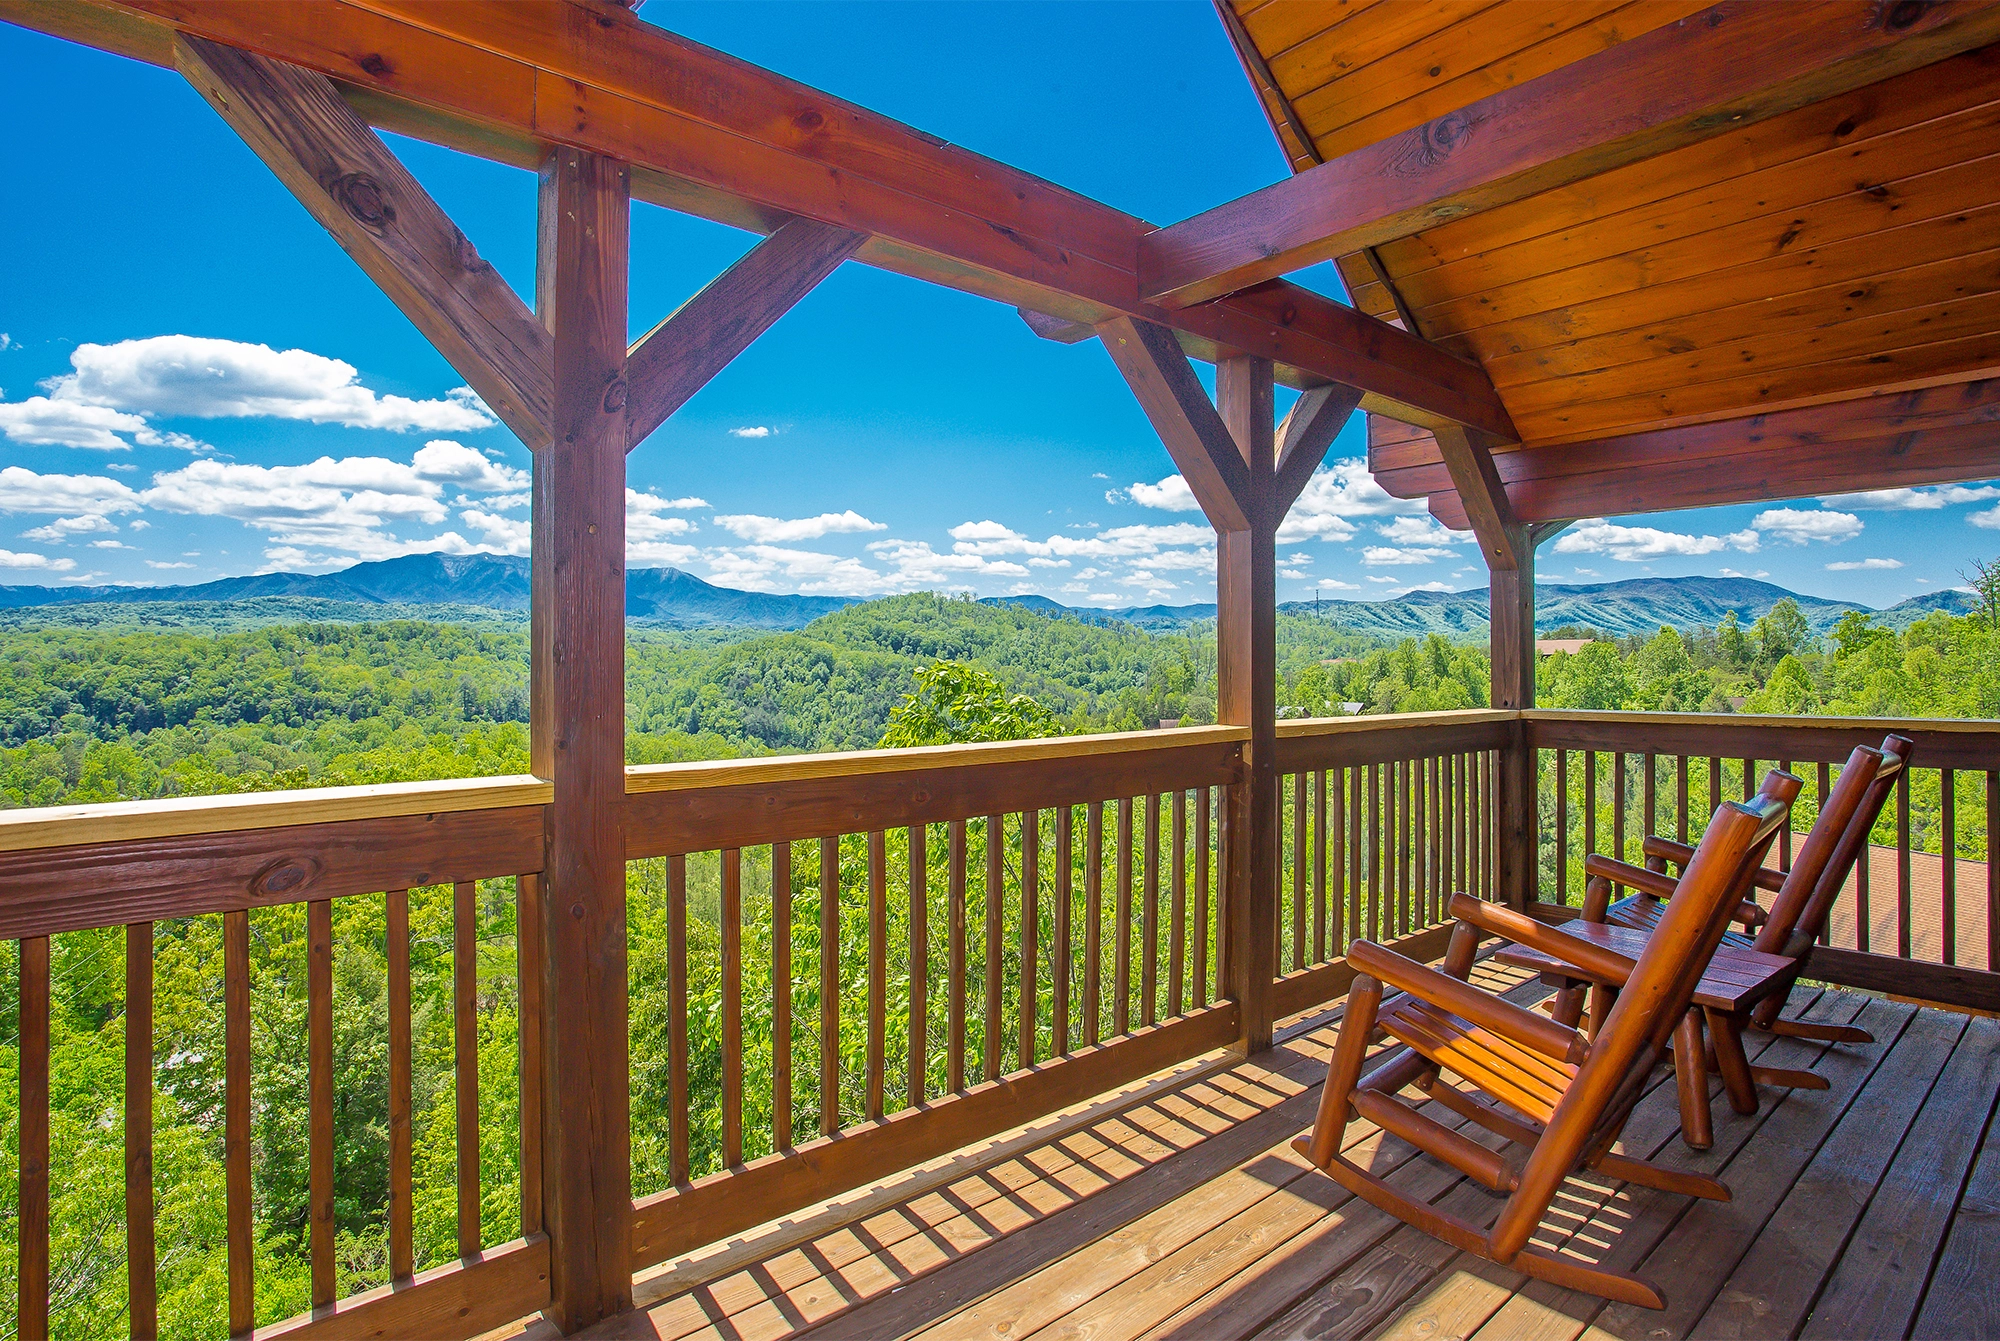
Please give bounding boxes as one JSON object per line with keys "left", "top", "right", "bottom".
{"left": 1545, "top": 642, "right": 1632, "bottom": 710}
{"left": 879, "top": 661, "right": 1060, "bottom": 747}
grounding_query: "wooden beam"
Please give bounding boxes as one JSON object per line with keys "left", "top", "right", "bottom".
{"left": 1140, "top": 1, "right": 2000, "bottom": 308}
{"left": 625, "top": 218, "right": 864, "bottom": 450}
{"left": 532, "top": 145, "right": 632, "bottom": 1331}
{"left": 1397, "top": 380, "right": 2000, "bottom": 528}
{"left": 1214, "top": 355, "right": 1279, "bottom": 1055}
{"left": 1274, "top": 382, "right": 1363, "bottom": 516}
{"left": 172, "top": 34, "right": 553, "bottom": 450}
{"left": 1209, "top": 0, "right": 1320, "bottom": 174}
{"left": 1433, "top": 426, "right": 1525, "bottom": 573}
{"left": 2, "top": 0, "right": 1517, "bottom": 438}
{"left": 1097, "top": 316, "right": 1252, "bottom": 532}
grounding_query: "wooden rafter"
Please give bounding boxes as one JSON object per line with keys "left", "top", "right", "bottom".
{"left": 174, "top": 34, "right": 554, "bottom": 450}
{"left": 625, "top": 219, "right": 864, "bottom": 450}
{"left": 1096, "top": 316, "right": 1253, "bottom": 533}
{"left": 1210, "top": 0, "right": 1320, "bottom": 174}
{"left": 1399, "top": 381, "right": 2000, "bottom": 529}
{"left": 1433, "top": 426, "right": 1525, "bottom": 574}
{"left": 0, "top": 0, "right": 1515, "bottom": 440}
{"left": 1140, "top": 1, "right": 2000, "bottom": 309}
{"left": 1274, "top": 382, "right": 1362, "bottom": 516}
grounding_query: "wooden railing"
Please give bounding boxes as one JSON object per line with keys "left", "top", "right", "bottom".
{"left": 1271, "top": 711, "right": 1512, "bottom": 1019}
{"left": 1525, "top": 711, "right": 2000, "bottom": 1011}
{"left": 617, "top": 726, "right": 1246, "bottom": 1270}
{"left": 0, "top": 776, "right": 554, "bottom": 1340}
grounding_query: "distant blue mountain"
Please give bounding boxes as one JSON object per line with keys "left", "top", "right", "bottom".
{"left": 0, "top": 555, "right": 1971, "bottom": 637}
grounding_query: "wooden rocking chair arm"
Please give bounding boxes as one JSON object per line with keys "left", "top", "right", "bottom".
{"left": 1581, "top": 853, "right": 1679, "bottom": 900}
{"left": 1446, "top": 893, "right": 1637, "bottom": 987}
{"left": 1348, "top": 938, "right": 1588, "bottom": 1066}
{"left": 1641, "top": 835, "right": 1785, "bottom": 893}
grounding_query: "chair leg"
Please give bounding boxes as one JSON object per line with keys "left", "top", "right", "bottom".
{"left": 1549, "top": 982, "right": 1587, "bottom": 1029}
{"left": 1755, "top": 1016, "right": 1874, "bottom": 1045}
{"left": 1588, "top": 1147, "right": 1730, "bottom": 1202}
{"left": 1302, "top": 975, "right": 1381, "bottom": 1170}
{"left": 1511, "top": 1246, "right": 1666, "bottom": 1311}
{"left": 1750, "top": 1064, "right": 1831, "bottom": 1092}
{"left": 1706, "top": 1009, "right": 1760, "bottom": 1116}
{"left": 1673, "top": 1010, "right": 1713, "bottom": 1150}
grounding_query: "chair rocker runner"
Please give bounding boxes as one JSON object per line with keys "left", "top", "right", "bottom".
{"left": 1532, "top": 736, "right": 1911, "bottom": 1136}
{"left": 1293, "top": 790, "right": 1795, "bottom": 1310}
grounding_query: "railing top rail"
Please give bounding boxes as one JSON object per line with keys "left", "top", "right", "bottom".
{"left": 0, "top": 773, "right": 553, "bottom": 855}
{"left": 623, "top": 724, "right": 1251, "bottom": 795}
{"left": 1523, "top": 709, "right": 2000, "bottom": 734}
{"left": 1277, "top": 709, "right": 1517, "bottom": 739}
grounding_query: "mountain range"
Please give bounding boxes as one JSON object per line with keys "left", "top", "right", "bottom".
{"left": 0, "top": 553, "right": 1973, "bottom": 638}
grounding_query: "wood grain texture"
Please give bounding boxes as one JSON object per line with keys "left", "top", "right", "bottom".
{"left": 388, "top": 888, "right": 415, "bottom": 1281}
{"left": 308, "top": 899, "right": 336, "bottom": 1305}
{"left": 1098, "top": 317, "right": 1253, "bottom": 532}
{"left": 173, "top": 34, "right": 552, "bottom": 448}
{"left": 225, "top": 909, "right": 254, "bottom": 1335}
{"left": 1141, "top": 1, "right": 2000, "bottom": 306}
{"left": 452, "top": 881, "right": 480, "bottom": 1258}
{"left": 126, "top": 921, "right": 159, "bottom": 1339}
{"left": 625, "top": 218, "right": 863, "bottom": 448}
{"left": 17, "top": 935, "right": 49, "bottom": 1341}
{"left": 1525, "top": 711, "right": 2000, "bottom": 772}
{"left": 255, "top": 1235, "right": 551, "bottom": 1341}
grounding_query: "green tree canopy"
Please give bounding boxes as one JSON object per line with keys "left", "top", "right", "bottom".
{"left": 878, "top": 660, "right": 1060, "bottom": 747}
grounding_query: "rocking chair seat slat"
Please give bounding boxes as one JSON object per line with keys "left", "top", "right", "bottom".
{"left": 1379, "top": 995, "right": 1575, "bottom": 1123}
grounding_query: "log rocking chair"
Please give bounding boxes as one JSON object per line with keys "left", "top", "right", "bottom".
{"left": 1293, "top": 789, "right": 1794, "bottom": 1309}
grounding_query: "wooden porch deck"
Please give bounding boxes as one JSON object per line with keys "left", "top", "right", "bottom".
{"left": 567, "top": 962, "right": 2000, "bottom": 1341}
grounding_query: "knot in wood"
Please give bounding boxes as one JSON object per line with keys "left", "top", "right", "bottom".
{"left": 793, "top": 107, "right": 826, "bottom": 133}
{"left": 332, "top": 172, "right": 392, "bottom": 233}
{"left": 253, "top": 855, "right": 322, "bottom": 898}
{"left": 452, "top": 229, "right": 485, "bottom": 274}
{"left": 602, "top": 377, "right": 629, "bottom": 413}
{"left": 1886, "top": 1, "right": 1933, "bottom": 31}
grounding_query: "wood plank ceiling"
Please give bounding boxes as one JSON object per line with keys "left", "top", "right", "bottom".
{"left": 1223, "top": 0, "right": 2000, "bottom": 518}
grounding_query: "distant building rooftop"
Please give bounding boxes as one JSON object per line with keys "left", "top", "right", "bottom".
{"left": 1536, "top": 639, "right": 1593, "bottom": 656}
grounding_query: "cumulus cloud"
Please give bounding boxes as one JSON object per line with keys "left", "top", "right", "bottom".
{"left": 705, "top": 543, "right": 912, "bottom": 596}
{"left": 1125, "top": 474, "right": 1202, "bottom": 513}
{"left": 1555, "top": 519, "right": 1760, "bottom": 562}
{"left": 1821, "top": 484, "right": 2000, "bottom": 510}
{"left": 0, "top": 466, "right": 143, "bottom": 522}
{"left": 948, "top": 519, "right": 1211, "bottom": 560}
{"left": 145, "top": 560, "right": 195, "bottom": 570}
{"left": 0, "top": 398, "right": 204, "bottom": 452}
{"left": 1275, "top": 458, "right": 1424, "bottom": 544}
{"left": 1361, "top": 545, "right": 1453, "bottom": 567}
{"left": 1375, "top": 515, "right": 1472, "bottom": 546}
{"left": 714, "top": 510, "right": 887, "bottom": 543}
{"left": 22, "top": 514, "right": 117, "bottom": 542}
{"left": 1972, "top": 505, "right": 2000, "bottom": 531}
{"left": 729, "top": 426, "right": 773, "bottom": 438}
{"left": 1751, "top": 508, "right": 1862, "bottom": 546}
{"left": 0, "top": 548, "right": 74, "bottom": 571}
{"left": 41, "top": 336, "right": 493, "bottom": 432}
{"left": 1825, "top": 558, "right": 1903, "bottom": 571}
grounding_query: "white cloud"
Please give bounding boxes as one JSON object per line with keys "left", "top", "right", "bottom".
{"left": 22, "top": 514, "right": 118, "bottom": 542}
{"left": 729, "top": 426, "right": 773, "bottom": 438}
{"left": 1751, "top": 508, "right": 1862, "bottom": 546}
{"left": 411, "top": 440, "right": 527, "bottom": 492}
{"left": 1126, "top": 474, "right": 1202, "bottom": 513}
{"left": 0, "top": 397, "right": 205, "bottom": 452}
{"left": 460, "top": 509, "right": 531, "bottom": 556}
{"left": 42, "top": 336, "right": 493, "bottom": 432}
{"left": 1400, "top": 581, "right": 1455, "bottom": 593}
{"left": 705, "top": 543, "right": 910, "bottom": 596}
{"left": 1825, "top": 558, "right": 1903, "bottom": 571}
{"left": 1972, "top": 505, "right": 2000, "bottom": 530}
{"left": 714, "top": 509, "right": 886, "bottom": 542}
{"left": 1555, "top": 519, "right": 1759, "bottom": 562}
{"left": 1821, "top": 483, "right": 2000, "bottom": 510}
{"left": 0, "top": 548, "right": 74, "bottom": 571}
{"left": 1718, "top": 567, "right": 1771, "bottom": 579}
{"left": 949, "top": 519, "right": 1212, "bottom": 560}
{"left": 0, "top": 334, "right": 12, "bottom": 351}
{"left": 1376, "top": 515, "right": 1472, "bottom": 546}
{"left": 0, "top": 466, "right": 143, "bottom": 518}
{"left": 1314, "top": 578, "right": 1360, "bottom": 591}
{"left": 1146, "top": 548, "right": 1216, "bottom": 571}
{"left": 1361, "top": 545, "right": 1452, "bottom": 566}
{"left": 145, "top": 560, "right": 195, "bottom": 570}
{"left": 1277, "top": 457, "right": 1424, "bottom": 544}
{"left": 88, "top": 539, "right": 131, "bottom": 550}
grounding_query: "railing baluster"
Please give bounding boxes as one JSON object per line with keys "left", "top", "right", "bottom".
{"left": 1555, "top": 749, "right": 1568, "bottom": 904}
{"left": 1988, "top": 771, "right": 1998, "bottom": 971}
{"left": 308, "top": 899, "right": 335, "bottom": 1302}
{"left": 1942, "top": 773, "right": 1957, "bottom": 967}
{"left": 388, "top": 890, "right": 414, "bottom": 1282}
{"left": 668, "top": 856, "right": 691, "bottom": 1181}
{"left": 906, "top": 828, "right": 925, "bottom": 1107}
{"left": 127, "top": 921, "right": 157, "bottom": 1340}
{"left": 1114, "top": 798, "right": 1133, "bottom": 1036}
{"left": 1019, "top": 811, "right": 1039, "bottom": 1069}
{"left": 1329, "top": 768, "right": 1346, "bottom": 961}
{"left": 1142, "top": 792, "right": 1160, "bottom": 1026}
{"left": 1778, "top": 759, "right": 1794, "bottom": 870}
{"left": 1290, "top": 771, "right": 1307, "bottom": 971}
{"left": 774, "top": 841, "right": 794, "bottom": 1145}
{"left": 454, "top": 880, "right": 480, "bottom": 1256}
{"left": 1709, "top": 755, "right": 1722, "bottom": 821}
{"left": 866, "top": 832, "right": 886, "bottom": 1122}
{"left": 1427, "top": 755, "right": 1441, "bottom": 923}
{"left": 983, "top": 814, "right": 1004, "bottom": 1082}
{"left": 948, "top": 820, "right": 968, "bottom": 1091}
{"left": 1170, "top": 792, "right": 1187, "bottom": 1016}
{"left": 226, "top": 907, "right": 255, "bottom": 1331}
{"left": 1677, "top": 754, "right": 1690, "bottom": 846}
{"left": 1053, "top": 809, "right": 1072, "bottom": 1053}
{"left": 1741, "top": 756, "right": 1755, "bottom": 801}
{"left": 1583, "top": 749, "right": 1597, "bottom": 863}
{"left": 1370, "top": 763, "right": 1383, "bottom": 938}
{"left": 1643, "top": 752, "right": 1657, "bottom": 849}
{"left": 1613, "top": 751, "right": 1626, "bottom": 862}
{"left": 19, "top": 934, "right": 49, "bottom": 1341}
{"left": 1312, "top": 771, "right": 1328, "bottom": 962}
{"left": 518, "top": 872, "right": 544, "bottom": 1235}
{"left": 1192, "top": 791, "right": 1209, "bottom": 1008}
{"left": 1817, "top": 764, "right": 1832, "bottom": 946}
{"left": 1896, "top": 776, "right": 1912, "bottom": 962}
{"left": 1084, "top": 803, "right": 1102, "bottom": 1045}
{"left": 1857, "top": 839, "right": 1871, "bottom": 955}
{"left": 724, "top": 847, "right": 746, "bottom": 1159}
{"left": 820, "top": 838, "right": 841, "bottom": 1133}
{"left": 1397, "top": 759, "right": 1411, "bottom": 937}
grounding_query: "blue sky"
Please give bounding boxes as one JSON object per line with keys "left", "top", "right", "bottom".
{"left": 1, "top": 3, "right": 1993, "bottom": 612}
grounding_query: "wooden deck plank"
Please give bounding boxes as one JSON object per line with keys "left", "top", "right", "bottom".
{"left": 1798, "top": 1014, "right": 2000, "bottom": 1341}
{"left": 1693, "top": 1006, "right": 1969, "bottom": 1340}
{"left": 1911, "top": 1086, "right": 2000, "bottom": 1341}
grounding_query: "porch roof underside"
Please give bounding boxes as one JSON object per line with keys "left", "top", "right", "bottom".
{"left": 1221, "top": 0, "right": 2000, "bottom": 529}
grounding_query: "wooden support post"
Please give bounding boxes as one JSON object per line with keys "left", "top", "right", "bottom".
{"left": 1436, "top": 425, "right": 1538, "bottom": 907}
{"left": 533, "top": 146, "right": 633, "bottom": 1331}
{"left": 1217, "top": 355, "right": 1280, "bottom": 1053}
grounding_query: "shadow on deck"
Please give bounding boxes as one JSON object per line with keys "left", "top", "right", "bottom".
{"left": 547, "top": 962, "right": 1999, "bottom": 1341}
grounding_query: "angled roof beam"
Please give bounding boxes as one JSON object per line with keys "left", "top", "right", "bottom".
{"left": 625, "top": 220, "right": 864, "bottom": 451}
{"left": 1274, "top": 383, "right": 1363, "bottom": 517}
{"left": 174, "top": 33, "right": 554, "bottom": 449}
{"left": 1097, "top": 316, "right": 1252, "bottom": 533}
{"left": 0, "top": 0, "right": 1516, "bottom": 441}
{"left": 1140, "top": 1, "right": 2000, "bottom": 309}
